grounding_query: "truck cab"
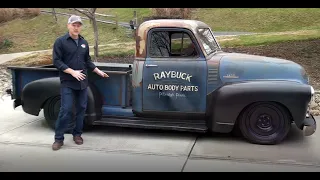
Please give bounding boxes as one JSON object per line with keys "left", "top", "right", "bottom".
{"left": 132, "top": 20, "right": 214, "bottom": 117}
{"left": 6, "top": 19, "right": 317, "bottom": 145}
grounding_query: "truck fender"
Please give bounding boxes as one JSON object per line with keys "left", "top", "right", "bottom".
{"left": 22, "top": 77, "right": 60, "bottom": 116}
{"left": 206, "top": 81, "right": 312, "bottom": 133}
{"left": 21, "top": 77, "right": 102, "bottom": 125}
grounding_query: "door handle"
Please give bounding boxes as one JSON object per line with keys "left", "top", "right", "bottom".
{"left": 146, "top": 64, "right": 158, "bottom": 67}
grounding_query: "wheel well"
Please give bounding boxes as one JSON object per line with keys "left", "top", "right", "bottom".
{"left": 40, "top": 95, "right": 60, "bottom": 109}
{"left": 235, "top": 101, "right": 294, "bottom": 127}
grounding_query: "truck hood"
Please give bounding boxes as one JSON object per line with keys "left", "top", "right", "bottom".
{"left": 218, "top": 52, "right": 309, "bottom": 85}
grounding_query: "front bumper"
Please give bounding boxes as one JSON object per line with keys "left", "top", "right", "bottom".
{"left": 303, "top": 113, "right": 317, "bottom": 136}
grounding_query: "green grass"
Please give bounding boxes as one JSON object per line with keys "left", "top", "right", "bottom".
{"left": 96, "top": 8, "right": 152, "bottom": 23}
{"left": 1, "top": 8, "right": 320, "bottom": 55}
{"left": 192, "top": 8, "right": 320, "bottom": 32}
{"left": 218, "top": 29, "right": 320, "bottom": 47}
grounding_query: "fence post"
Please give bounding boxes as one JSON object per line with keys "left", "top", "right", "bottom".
{"left": 52, "top": 8, "right": 57, "bottom": 22}
{"left": 133, "top": 10, "right": 137, "bottom": 25}
{"left": 115, "top": 15, "right": 118, "bottom": 29}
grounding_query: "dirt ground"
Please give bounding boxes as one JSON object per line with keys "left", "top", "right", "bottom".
{"left": 97, "top": 39, "right": 320, "bottom": 89}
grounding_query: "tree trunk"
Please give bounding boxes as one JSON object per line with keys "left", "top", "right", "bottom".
{"left": 92, "top": 16, "right": 99, "bottom": 61}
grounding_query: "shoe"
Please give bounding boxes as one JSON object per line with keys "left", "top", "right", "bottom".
{"left": 73, "top": 136, "right": 83, "bottom": 145}
{"left": 52, "top": 141, "right": 64, "bottom": 151}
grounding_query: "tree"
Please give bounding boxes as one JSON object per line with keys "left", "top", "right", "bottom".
{"left": 73, "top": 8, "right": 99, "bottom": 61}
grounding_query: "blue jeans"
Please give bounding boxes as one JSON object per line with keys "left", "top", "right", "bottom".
{"left": 54, "top": 87, "right": 88, "bottom": 142}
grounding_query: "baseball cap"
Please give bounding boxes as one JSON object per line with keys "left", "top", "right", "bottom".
{"left": 68, "top": 15, "right": 83, "bottom": 25}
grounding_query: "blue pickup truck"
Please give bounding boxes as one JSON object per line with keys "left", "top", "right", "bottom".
{"left": 6, "top": 19, "right": 316, "bottom": 145}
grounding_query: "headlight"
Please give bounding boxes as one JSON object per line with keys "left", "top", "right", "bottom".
{"left": 311, "top": 86, "right": 315, "bottom": 95}
{"left": 307, "top": 86, "right": 315, "bottom": 118}
{"left": 310, "top": 85, "right": 315, "bottom": 103}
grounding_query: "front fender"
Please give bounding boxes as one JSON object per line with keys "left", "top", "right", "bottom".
{"left": 206, "top": 81, "right": 312, "bottom": 133}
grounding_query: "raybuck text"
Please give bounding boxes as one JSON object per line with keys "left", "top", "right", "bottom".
{"left": 153, "top": 71, "right": 192, "bottom": 82}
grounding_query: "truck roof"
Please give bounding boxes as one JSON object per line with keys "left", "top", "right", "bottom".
{"left": 138, "top": 19, "right": 210, "bottom": 32}
{"left": 135, "top": 19, "right": 211, "bottom": 59}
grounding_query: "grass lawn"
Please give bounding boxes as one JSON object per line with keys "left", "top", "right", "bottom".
{"left": 192, "top": 8, "right": 320, "bottom": 32}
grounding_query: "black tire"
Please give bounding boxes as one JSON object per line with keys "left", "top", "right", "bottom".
{"left": 43, "top": 96, "right": 75, "bottom": 133}
{"left": 238, "top": 102, "right": 291, "bottom": 145}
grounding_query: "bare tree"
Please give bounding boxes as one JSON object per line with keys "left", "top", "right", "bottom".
{"left": 73, "top": 8, "right": 99, "bottom": 61}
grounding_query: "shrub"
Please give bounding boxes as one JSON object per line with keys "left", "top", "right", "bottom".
{"left": 0, "top": 8, "right": 40, "bottom": 23}
{"left": 151, "top": 8, "right": 193, "bottom": 19}
{"left": 0, "top": 37, "right": 13, "bottom": 50}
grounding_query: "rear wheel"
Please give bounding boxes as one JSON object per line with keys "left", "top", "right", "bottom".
{"left": 43, "top": 96, "right": 75, "bottom": 133}
{"left": 238, "top": 102, "right": 291, "bottom": 145}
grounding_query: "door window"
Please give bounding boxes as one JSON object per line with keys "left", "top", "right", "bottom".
{"left": 148, "top": 30, "right": 199, "bottom": 58}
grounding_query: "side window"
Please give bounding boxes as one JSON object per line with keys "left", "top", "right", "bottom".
{"left": 197, "top": 28, "right": 220, "bottom": 55}
{"left": 148, "top": 30, "right": 198, "bottom": 58}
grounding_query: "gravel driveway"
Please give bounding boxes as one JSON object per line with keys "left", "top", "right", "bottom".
{"left": 0, "top": 66, "right": 11, "bottom": 97}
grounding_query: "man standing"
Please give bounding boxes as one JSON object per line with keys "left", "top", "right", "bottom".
{"left": 52, "top": 15, "right": 108, "bottom": 151}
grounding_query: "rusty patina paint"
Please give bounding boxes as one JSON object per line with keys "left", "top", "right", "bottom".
{"left": 135, "top": 19, "right": 211, "bottom": 59}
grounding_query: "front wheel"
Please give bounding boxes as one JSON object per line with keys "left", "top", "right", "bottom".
{"left": 238, "top": 102, "right": 291, "bottom": 145}
{"left": 43, "top": 96, "right": 75, "bottom": 133}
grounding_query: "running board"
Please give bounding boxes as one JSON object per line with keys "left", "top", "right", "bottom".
{"left": 93, "top": 116, "right": 208, "bottom": 133}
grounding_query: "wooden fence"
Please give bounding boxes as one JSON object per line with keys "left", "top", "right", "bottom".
{"left": 40, "top": 9, "right": 120, "bottom": 28}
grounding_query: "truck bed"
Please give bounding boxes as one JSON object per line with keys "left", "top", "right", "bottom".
{"left": 7, "top": 62, "right": 133, "bottom": 108}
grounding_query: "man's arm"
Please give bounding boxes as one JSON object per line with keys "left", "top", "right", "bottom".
{"left": 53, "top": 39, "right": 86, "bottom": 81}
{"left": 52, "top": 39, "right": 69, "bottom": 72}
{"left": 85, "top": 44, "right": 109, "bottom": 78}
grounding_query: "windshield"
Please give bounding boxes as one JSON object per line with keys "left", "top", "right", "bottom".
{"left": 197, "top": 28, "right": 220, "bottom": 55}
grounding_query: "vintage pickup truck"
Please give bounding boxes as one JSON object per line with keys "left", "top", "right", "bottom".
{"left": 5, "top": 19, "right": 316, "bottom": 145}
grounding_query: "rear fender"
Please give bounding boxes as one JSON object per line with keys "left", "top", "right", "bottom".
{"left": 21, "top": 77, "right": 102, "bottom": 124}
{"left": 22, "top": 77, "right": 60, "bottom": 115}
{"left": 206, "top": 81, "right": 312, "bottom": 133}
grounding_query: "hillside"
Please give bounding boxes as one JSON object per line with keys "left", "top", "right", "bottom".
{"left": 193, "top": 8, "right": 320, "bottom": 32}
{"left": 1, "top": 8, "right": 320, "bottom": 54}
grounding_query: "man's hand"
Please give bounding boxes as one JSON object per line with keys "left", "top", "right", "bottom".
{"left": 71, "top": 70, "right": 86, "bottom": 81}
{"left": 93, "top": 68, "right": 109, "bottom": 78}
{"left": 63, "top": 68, "right": 86, "bottom": 81}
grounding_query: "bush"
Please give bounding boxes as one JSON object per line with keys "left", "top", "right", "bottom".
{"left": 0, "top": 8, "right": 40, "bottom": 23}
{"left": 0, "top": 37, "right": 13, "bottom": 50}
{"left": 151, "top": 8, "right": 193, "bottom": 19}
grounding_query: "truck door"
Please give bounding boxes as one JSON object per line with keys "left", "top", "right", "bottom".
{"left": 142, "top": 28, "right": 207, "bottom": 115}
